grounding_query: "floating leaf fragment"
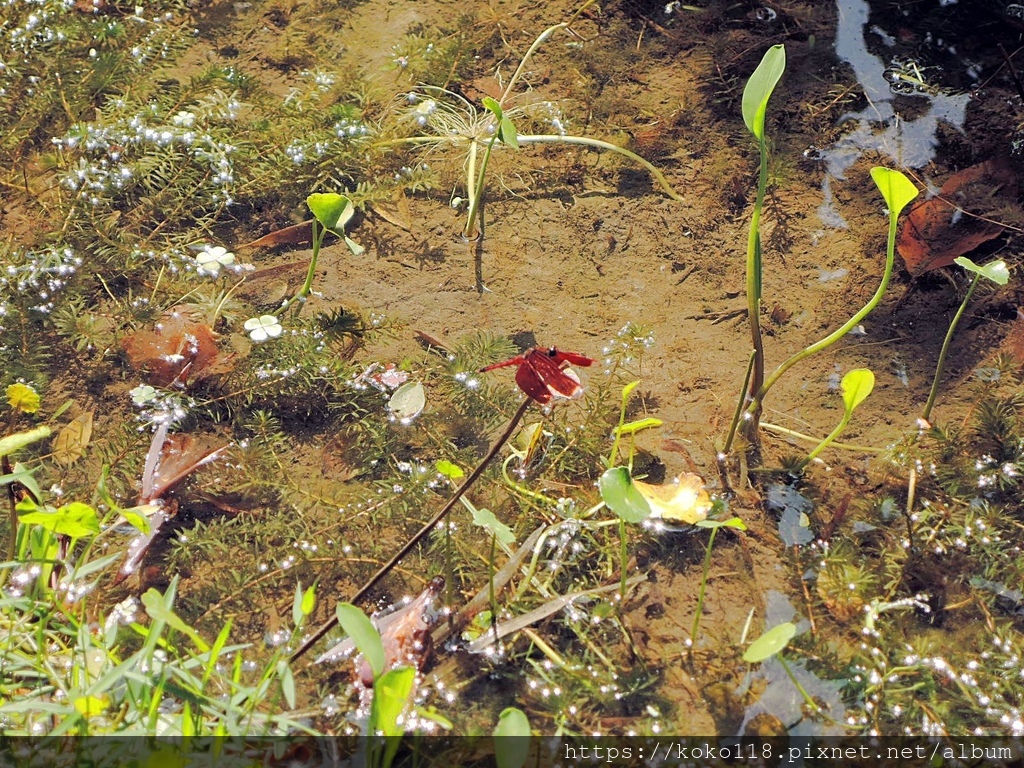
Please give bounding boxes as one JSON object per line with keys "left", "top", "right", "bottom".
{"left": 387, "top": 381, "right": 425, "bottom": 422}
{"left": 598, "top": 466, "right": 651, "bottom": 523}
{"left": 633, "top": 472, "right": 711, "bottom": 525}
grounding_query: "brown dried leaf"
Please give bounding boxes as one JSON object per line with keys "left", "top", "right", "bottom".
{"left": 897, "top": 159, "right": 1017, "bottom": 276}
{"left": 149, "top": 434, "right": 229, "bottom": 500}
{"left": 52, "top": 412, "right": 94, "bottom": 466}
{"left": 369, "top": 193, "right": 412, "bottom": 231}
{"left": 122, "top": 306, "right": 232, "bottom": 388}
{"left": 237, "top": 221, "right": 314, "bottom": 251}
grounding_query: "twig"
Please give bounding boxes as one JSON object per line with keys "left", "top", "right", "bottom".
{"left": 289, "top": 397, "right": 533, "bottom": 666}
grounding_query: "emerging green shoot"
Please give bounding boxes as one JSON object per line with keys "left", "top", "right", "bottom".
{"left": 734, "top": 44, "right": 785, "bottom": 451}
{"left": 922, "top": 256, "right": 1010, "bottom": 422}
{"left": 797, "top": 369, "right": 875, "bottom": 471}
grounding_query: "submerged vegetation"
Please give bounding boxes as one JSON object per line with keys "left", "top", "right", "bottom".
{"left": 2, "top": 0, "right": 1024, "bottom": 746}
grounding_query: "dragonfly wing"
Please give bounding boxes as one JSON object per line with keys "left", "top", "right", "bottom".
{"left": 515, "top": 361, "right": 553, "bottom": 403}
{"left": 528, "top": 352, "right": 584, "bottom": 400}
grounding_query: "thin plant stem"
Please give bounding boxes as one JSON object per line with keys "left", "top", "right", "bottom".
{"left": 278, "top": 220, "right": 327, "bottom": 315}
{"left": 777, "top": 655, "right": 822, "bottom": 713}
{"left": 921, "top": 273, "right": 980, "bottom": 422}
{"left": 289, "top": 397, "right": 533, "bottom": 666}
{"left": 741, "top": 135, "right": 769, "bottom": 445}
{"left": 796, "top": 413, "right": 852, "bottom": 472}
{"left": 463, "top": 132, "right": 499, "bottom": 240}
{"left": 744, "top": 191, "right": 901, "bottom": 426}
{"left": 759, "top": 422, "right": 882, "bottom": 454}
{"left": 516, "top": 134, "right": 683, "bottom": 201}
{"left": 724, "top": 349, "right": 757, "bottom": 454}
{"left": 619, "top": 518, "right": 628, "bottom": 601}
{"left": 690, "top": 526, "right": 718, "bottom": 651}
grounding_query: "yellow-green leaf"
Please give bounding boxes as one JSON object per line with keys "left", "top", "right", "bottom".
{"left": 6, "top": 383, "right": 40, "bottom": 414}
{"left": 0, "top": 426, "right": 50, "bottom": 458}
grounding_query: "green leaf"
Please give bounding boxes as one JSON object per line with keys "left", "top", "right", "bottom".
{"left": 335, "top": 602, "right": 385, "bottom": 680}
{"left": 696, "top": 516, "right": 747, "bottom": 531}
{"left": 494, "top": 707, "right": 531, "bottom": 768}
{"left": 870, "top": 167, "right": 919, "bottom": 218}
{"left": 621, "top": 380, "right": 641, "bottom": 403}
{"left": 0, "top": 426, "right": 50, "bottom": 458}
{"left": 291, "top": 582, "right": 305, "bottom": 626}
{"left": 343, "top": 235, "right": 365, "bottom": 256}
{"left": 141, "top": 588, "right": 211, "bottom": 653}
{"left": 482, "top": 97, "right": 519, "bottom": 149}
{"left": 840, "top": 369, "right": 875, "bottom": 413}
{"left": 6, "top": 383, "right": 40, "bottom": 414}
{"left": 741, "top": 45, "right": 786, "bottom": 141}
{"left": 436, "top": 459, "right": 465, "bottom": 480}
{"left": 482, "top": 96, "right": 503, "bottom": 122}
{"left": 0, "top": 462, "right": 42, "bottom": 502}
{"left": 954, "top": 256, "right": 1010, "bottom": 286}
{"left": 18, "top": 500, "right": 100, "bottom": 538}
{"left": 598, "top": 466, "right": 651, "bottom": 523}
{"left": 119, "top": 504, "right": 154, "bottom": 535}
{"left": 743, "top": 621, "right": 797, "bottom": 663}
{"left": 277, "top": 659, "right": 296, "bottom": 709}
{"left": 306, "top": 193, "right": 353, "bottom": 232}
{"left": 370, "top": 666, "right": 417, "bottom": 768}
{"left": 470, "top": 507, "right": 515, "bottom": 546}
{"left": 301, "top": 583, "right": 316, "bottom": 617}
{"left": 612, "top": 417, "right": 663, "bottom": 437}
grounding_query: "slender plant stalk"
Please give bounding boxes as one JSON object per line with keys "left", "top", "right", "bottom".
{"left": 463, "top": 131, "right": 500, "bottom": 240}
{"left": 777, "top": 655, "right": 823, "bottom": 713}
{"left": 516, "top": 135, "right": 684, "bottom": 201}
{"left": 289, "top": 397, "right": 532, "bottom": 665}
{"left": 279, "top": 219, "right": 327, "bottom": 314}
{"left": 921, "top": 273, "right": 981, "bottom": 422}
{"left": 723, "top": 349, "right": 757, "bottom": 454}
{"left": 759, "top": 422, "right": 882, "bottom": 454}
{"left": 690, "top": 526, "right": 719, "bottom": 650}
{"left": 742, "top": 189, "right": 901, "bottom": 427}
{"left": 740, "top": 135, "right": 770, "bottom": 445}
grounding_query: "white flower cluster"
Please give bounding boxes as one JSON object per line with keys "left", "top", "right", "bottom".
{"left": 52, "top": 98, "right": 241, "bottom": 207}
{"left": 0, "top": 245, "right": 81, "bottom": 318}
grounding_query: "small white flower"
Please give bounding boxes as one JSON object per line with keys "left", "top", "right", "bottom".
{"left": 244, "top": 315, "right": 283, "bottom": 342}
{"left": 195, "top": 245, "right": 235, "bottom": 277}
{"left": 171, "top": 110, "right": 195, "bottom": 128}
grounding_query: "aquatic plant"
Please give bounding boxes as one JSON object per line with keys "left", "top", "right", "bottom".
{"left": 921, "top": 256, "right": 1010, "bottom": 423}
{"left": 796, "top": 368, "right": 875, "bottom": 472}
{"left": 734, "top": 44, "right": 785, "bottom": 448}
{"left": 378, "top": 4, "right": 683, "bottom": 254}
{"left": 728, "top": 167, "right": 918, "bottom": 459}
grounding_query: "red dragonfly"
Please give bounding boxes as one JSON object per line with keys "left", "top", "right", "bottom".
{"left": 479, "top": 347, "right": 596, "bottom": 404}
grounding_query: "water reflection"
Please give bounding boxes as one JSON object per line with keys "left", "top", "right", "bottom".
{"left": 813, "top": 0, "right": 972, "bottom": 227}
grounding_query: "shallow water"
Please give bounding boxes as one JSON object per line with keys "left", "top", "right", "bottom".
{"left": 2, "top": 0, "right": 1023, "bottom": 738}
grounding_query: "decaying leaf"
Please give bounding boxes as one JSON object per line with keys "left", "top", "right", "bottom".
{"left": 633, "top": 472, "right": 712, "bottom": 525}
{"left": 236, "top": 221, "right": 314, "bottom": 251}
{"left": 368, "top": 192, "right": 413, "bottom": 232}
{"left": 147, "top": 433, "right": 229, "bottom": 502}
{"left": 116, "top": 426, "right": 229, "bottom": 586}
{"left": 52, "top": 411, "right": 94, "bottom": 466}
{"left": 122, "top": 306, "right": 233, "bottom": 388}
{"left": 897, "top": 159, "right": 1017, "bottom": 276}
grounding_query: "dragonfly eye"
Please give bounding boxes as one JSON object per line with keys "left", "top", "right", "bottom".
{"left": 545, "top": 347, "right": 558, "bottom": 357}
